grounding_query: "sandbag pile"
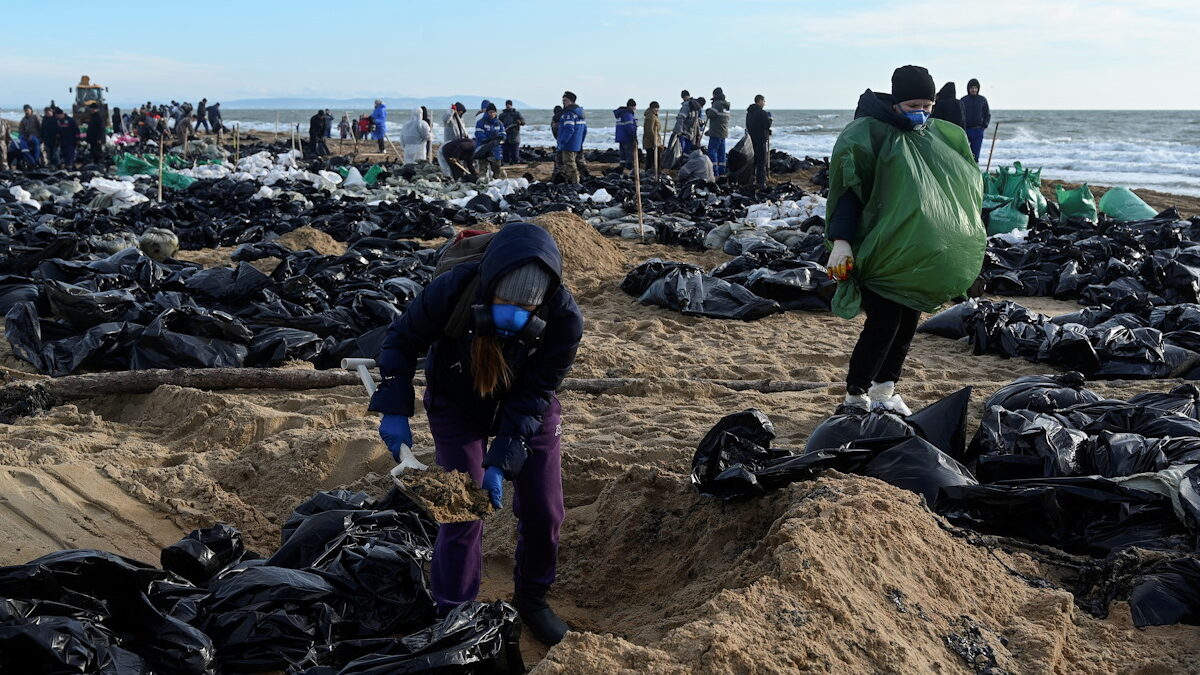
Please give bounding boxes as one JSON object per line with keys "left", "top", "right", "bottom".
{"left": 919, "top": 298, "right": 1200, "bottom": 380}
{"left": 2, "top": 240, "right": 434, "bottom": 375}
{"left": 622, "top": 247, "right": 837, "bottom": 320}
{"left": 691, "top": 375, "right": 1200, "bottom": 627}
{"left": 0, "top": 487, "right": 523, "bottom": 673}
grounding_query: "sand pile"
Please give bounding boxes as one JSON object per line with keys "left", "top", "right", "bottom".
{"left": 530, "top": 212, "right": 626, "bottom": 286}
{"left": 398, "top": 467, "right": 494, "bottom": 523}
{"left": 275, "top": 225, "right": 347, "bottom": 256}
{"left": 530, "top": 469, "right": 1200, "bottom": 674}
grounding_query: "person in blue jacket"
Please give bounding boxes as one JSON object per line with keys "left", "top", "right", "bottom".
{"left": 371, "top": 99, "right": 388, "bottom": 153}
{"left": 556, "top": 91, "right": 587, "bottom": 184}
{"left": 613, "top": 99, "right": 638, "bottom": 174}
{"left": 474, "top": 102, "right": 505, "bottom": 179}
{"left": 960, "top": 78, "right": 990, "bottom": 162}
{"left": 371, "top": 222, "right": 584, "bottom": 646}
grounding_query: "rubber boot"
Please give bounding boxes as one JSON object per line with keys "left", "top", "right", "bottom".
{"left": 513, "top": 590, "right": 569, "bottom": 646}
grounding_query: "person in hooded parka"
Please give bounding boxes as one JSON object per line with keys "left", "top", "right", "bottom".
{"left": 401, "top": 107, "right": 432, "bottom": 164}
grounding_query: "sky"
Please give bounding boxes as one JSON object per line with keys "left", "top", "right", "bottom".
{"left": 3, "top": 0, "right": 1198, "bottom": 110}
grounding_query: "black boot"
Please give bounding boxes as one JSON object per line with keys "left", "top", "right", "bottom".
{"left": 513, "top": 590, "right": 569, "bottom": 646}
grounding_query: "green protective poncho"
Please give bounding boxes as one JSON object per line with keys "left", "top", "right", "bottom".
{"left": 827, "top": 116, "right": 985, "bottom": 319}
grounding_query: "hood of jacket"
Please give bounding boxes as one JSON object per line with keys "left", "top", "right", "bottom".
{"left": 562, "top": 104, "right": 585, "bottom": 119}
{"left": 613, "top": 106, "right": 632, "bottom": 119}
{"left": 409, "top": 107, "right": 423, "bottom": 121}
{"left": 711, "top": 99, "right": 730, "bottom": 113}
{"left": 478, "top": 223, "right": 564, "bottom": 302}
{"left": 853, "top": 89, "right": 911, "bottom": 131}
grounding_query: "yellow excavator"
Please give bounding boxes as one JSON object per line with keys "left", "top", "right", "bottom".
{"left": 69, "top": 75, "right": 109, "bottom": 129}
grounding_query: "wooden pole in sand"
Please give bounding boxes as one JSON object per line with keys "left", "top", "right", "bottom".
{"left": 275, "top": 111, "right": 280, "bottom": 139}
{"left": 633, "top": 140, "right": 645, "bottom": 244}
{"left": 985, "top": 122, "right": 1002, "bottom": 172}
{"left": 157, "top": 139, "right": 164, "bottom": 203}
{"left": 234, "top": 123, "right": 240, "bottom": 164}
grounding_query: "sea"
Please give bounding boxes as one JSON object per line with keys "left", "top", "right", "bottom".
{"left": 7, "top": 107, "right": 1200, "bottom": 197}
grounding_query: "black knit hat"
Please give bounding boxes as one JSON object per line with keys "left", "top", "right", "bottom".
{"left": 967, "top": 78, "right": 981, "bottom": 90}
{"left": 486, "top": 102, "right": 497, "bottom": 112}
{"left": 891, "top": 65, "right": 936, "bottom": 103}
{"left": 712, "top": 87, "right": 724, "bottom": 99}
{"left": 562, "top": 91, "right": 577, "bottom": 103}
{"left": 626, "top": 98, "right": 636, "bottom": 107}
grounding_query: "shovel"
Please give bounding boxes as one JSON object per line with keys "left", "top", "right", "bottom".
{"left": 341, "top": 358, "right": 428, "bottom": 480}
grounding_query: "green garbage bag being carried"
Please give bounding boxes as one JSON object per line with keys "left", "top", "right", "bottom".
{"left": 1055, "top": 184, "right": 1098, "bottom": 225}
{"left": 1098, "top": 187, "right": 1158, "bottom": 221}
{"left": 827, "top": 116, "right": 985, "bottom": 319}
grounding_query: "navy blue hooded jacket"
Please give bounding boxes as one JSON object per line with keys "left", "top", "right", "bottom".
{"left": 960, "top": 93, "right": 990, "bottom": 129}
{"left": 556, "top": 104, "right": 587, "bottom": 152}
{"left": 369, "top": 223, "right": 584, "bottom": 477}
{"left": 613, "top": 106, "right": 636, "bottom": 144}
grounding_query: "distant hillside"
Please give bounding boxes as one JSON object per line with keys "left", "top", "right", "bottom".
{"left": 219, "top": 95, "right": 530, "bottom": 110}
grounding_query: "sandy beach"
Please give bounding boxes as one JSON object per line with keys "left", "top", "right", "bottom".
{"left": 2, "top": 169, "right": 1199, "bottom": 671}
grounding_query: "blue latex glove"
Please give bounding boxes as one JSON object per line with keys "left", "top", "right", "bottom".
{"left": 378, "top": 415, "right": 413, "bottom": 462}
{"left": 482, "top": 466, "right": 505, "bottom": 509}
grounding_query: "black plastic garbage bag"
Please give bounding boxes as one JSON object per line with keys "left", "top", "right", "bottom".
{"left": 937, "top": 477, "right": 1190, "bottom": 555}
{"left": 183, "top": 262, "right": 272, "bottom": 303}
{"left": 1128, "top": 557, "right": 1200, "bottom": 627}
{"left": 0, "top": 603, "right": 149, "bottom": 674}
{"left": 1081, "top": 432, "right": 1170, "bottom": 478}
{"left": 619, "top": 259, "right": 701, "bottom": 297}
{"left": 740, "top": 264, "right": 835, "bottom": 311}
{"left": 971, "top": 407, "right": 1086, "bottom": 480}
{"left": 1127, "top": 384, "right": 1200, "bottom": 420}
{"left": 200, "top": 566, "right": 340, "bottom": 671}
{"left": 290, "top": 601, "right": 523, "bottom": 675}
{"left": 904, "top": 387, "right": 974, "bottom": 460}
{"left": 1082, "top": 406, "right": 1200, "bottom": 439}
{"left": 0, "top": 549, "right": 215, "bottom": 674}
{"left": 983, "top": 372, "right": 1102, "bottom": 413}
{"left": 43, "top": 279, "right": 138, "bottom": 330}
{"left": 857, "top": 436, "right": 977, "bottom": 505}
{"left": 281, "top": 490, "right": 378, "bottom": 545}
{"left": 1038, "top": 324, "right": 1101, "bottom": 374}
{"left": 690, "top": 409, "right": 785, "bottom": 499}
{"left": 804, "top": 409, "right": 914, "bottom": 454}
{"left": 161, "top": 523, "right": 248, "bottom": 586}
{"left": 637, "top": 267, "right": 782, "bottom": 321}
{"left": 917, "top": 299, "right": 979, "bottom": 339}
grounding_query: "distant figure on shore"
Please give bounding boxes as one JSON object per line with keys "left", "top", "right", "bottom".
{"left": 110, "top": 106, "right": 123, "bottom": 136}
{"left": 324, "top": 109, "right": 333, "bottom": 138}
{"left": 208, "top": 103, "right": 225, "bottom": 141}
{"left": 613, "top": 99, "right": 637, "bottom": 174}
{"left": 673, "top": 90, "right": 691, "bottom": 141}
{"left": 421, "top": 106, "right": 433, "bottom": 160}
{"left": 357, "top": 115, "right": 371, "bottom": 140}
{"left": 19, "top": 106, "right": 42, "bottom": 165}
{"left": 86, "top": 103, "right": 107, "bottom": 165}
{"left": 960, "top": 78, "right": 990, "bottom": 162}
{"left": 474, "top": 102, "right": 505, "bottom": 178}
{"left": 932, "top": 82, "right": 965, "bottom": 129}
{"left": 556, "top": 92, "right": 587, "bottom": 184}
{"left": 745, "top": 94, "right": 772, "bottom": 189}
{"left": 643, "top": 101, "right": 661, "bottom": 172}
{"left": 825, "top": 64, "right": 983, "bottom": 415}
{"left": 338, "top": 114, "right": 351, "bottom": 139}
{"left": 54, "top": 108, "right": 79, "bottom": 168}
{"left": 443, "top": 102, "right": 468, "bottom": 143}
{"left": 706, "top": 88, "right": 731, "bottom": 176}
{"left": 195, "top": 98, "right": 209, "bottom": 134}
{"left": 401, "top": 107, "right": 431, "bottom": 165}
{"left": 475, "top": 100, "right": 490, "bottom": 124}
{"left": 371, "top": 100, "right": 388, "bottom": 152}
{"left": 309, "top": 110, "right": 329, "bottom": 156}
{"left": 175, "top": 113, "right": 194, "bottom": 146}
{"left": 499, "top": 100, "right": 526, "bottom": 165}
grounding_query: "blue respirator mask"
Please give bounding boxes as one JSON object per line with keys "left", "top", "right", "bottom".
{"left": 901, "top": 109, "right": 930, "bottom": 129}
{"left": 473, "top": 302, "right": 547, "bottom": 345}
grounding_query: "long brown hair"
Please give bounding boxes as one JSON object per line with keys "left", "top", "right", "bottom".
{"left": 471, "top": 335, "right": 511, "bottom": 396}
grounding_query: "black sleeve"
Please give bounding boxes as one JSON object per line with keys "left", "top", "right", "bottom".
{"left": 826, "top": 191, "right": 863, "bottom": 242}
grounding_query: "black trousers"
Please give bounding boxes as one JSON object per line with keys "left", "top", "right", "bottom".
{"left": 846, "top": 289, "right": 921, "bottom": 395}
{"left": 750, "top": 137, "right": 768, "bottom": 186}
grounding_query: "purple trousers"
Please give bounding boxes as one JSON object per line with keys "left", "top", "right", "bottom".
{"left": 424, "top": 391, "right": 564, "bottom": 612}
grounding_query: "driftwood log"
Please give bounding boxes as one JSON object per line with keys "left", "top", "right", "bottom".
{"left": 5, "top": 368, "right": 841, "bottom": 401}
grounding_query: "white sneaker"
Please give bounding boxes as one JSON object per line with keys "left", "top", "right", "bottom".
{"left": 868, "top": 381, "right": 912, "bottom": 416}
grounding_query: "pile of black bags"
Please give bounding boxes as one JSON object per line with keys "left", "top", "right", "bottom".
{"left": 919, "top": 298, "right": 1200, "bottom": 380}
{"left": 0, "top": 487, "right": 524, "bottom": 674}
{"left": 690, "top": 373, "right": 1200, "bottom": 627}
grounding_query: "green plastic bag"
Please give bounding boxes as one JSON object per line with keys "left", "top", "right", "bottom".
{"left": 1055, "top": 184, "right": 1098, "bottom": 225}
{"left": 986, "top": 200, "right": 1028, "bottom": 235}
{"left": 363, "top": 165, "right": 384, "bottom": 185}
{"left": 335, "top": 166, "right": 350, "bottom": 178}
{"left": 826, "top": 117, "right": 985, "bottom": 318}
{"left": 1098, "top": 187, "right": 1158, "bottom": 221}
{"left": 161, "top": 171, "right": 196, "bottom": 190}
{"left": 115, "top": 153, "right": 156, "bottom": 176}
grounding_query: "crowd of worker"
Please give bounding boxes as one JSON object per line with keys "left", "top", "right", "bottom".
{"left": 2, "top": 82, "right": 992, "bottom": 187}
